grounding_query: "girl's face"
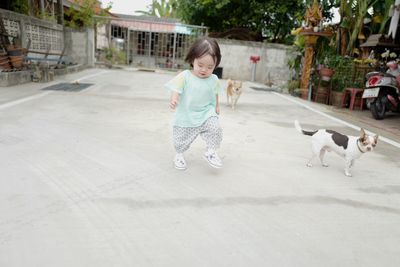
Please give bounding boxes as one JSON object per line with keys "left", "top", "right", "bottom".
{"left": 192, "top": 54, "right": 216, "bottom": 78}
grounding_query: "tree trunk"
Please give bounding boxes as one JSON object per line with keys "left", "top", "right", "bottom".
{"left": 56, "top": 0, "right": 64, "bottom": 25}
{"left": 340, "top": 28, "right": 348, "bottom": 56}
{"left": 40, "top": 0, "right": 45, "bottom": 17}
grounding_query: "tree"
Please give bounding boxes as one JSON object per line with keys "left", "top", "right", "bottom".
{"left": 176, "top": 0, "right": 336, "bottom": 43}
{"left": 10, "top": 0, "right": 29, "bottom": 15}
{"left": 254, "top": 0, "right": 308, "bottom": 42}
{"left": 65, "top": 0, "right": 112, "bottom": 29}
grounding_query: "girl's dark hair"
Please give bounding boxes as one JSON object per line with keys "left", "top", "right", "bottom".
{"left": 185, "top": 37, "right": 221, "bottom": 68}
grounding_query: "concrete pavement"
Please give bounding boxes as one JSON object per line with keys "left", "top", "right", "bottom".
{"left": 0, "top": 68, "right": 400, "bottom": 267}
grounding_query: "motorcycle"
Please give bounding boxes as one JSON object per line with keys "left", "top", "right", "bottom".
{"left": 362, "top": 61, "right": 400, "bottom": 120}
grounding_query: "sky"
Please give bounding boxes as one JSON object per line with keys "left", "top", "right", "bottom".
{"left": 101, "top": 0, "right": 153, "bottom": 15}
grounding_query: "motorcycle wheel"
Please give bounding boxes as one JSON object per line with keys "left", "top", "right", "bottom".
{"left": 370, "top": 96, "right": 386, "bottom": 120}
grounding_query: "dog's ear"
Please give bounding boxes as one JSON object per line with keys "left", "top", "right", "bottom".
{"left": 359, "top": 128, "right": 366, "bottom": 138}
{"left": 227, "top": 79, "right": 233, "bottom": 86}
{"left": 238, "top": 81, "right": 243, "bottom": 87}
{"left": 374, "top": 134, "right": 379, "bottom": 144}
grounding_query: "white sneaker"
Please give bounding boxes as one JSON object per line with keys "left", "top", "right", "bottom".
{"left": 203, "top": 151, "right": 222, "bottom": 169}
{"left": 174, "top": 154, "right": 187, "bottom": 170}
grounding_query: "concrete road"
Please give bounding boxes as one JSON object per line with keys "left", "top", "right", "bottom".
{"left": 0, "top": 68, "right": 400, "bottom": 267}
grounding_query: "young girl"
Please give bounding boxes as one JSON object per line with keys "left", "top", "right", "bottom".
{"left": 165, "top": 37, "right": 223, "bottom": 170}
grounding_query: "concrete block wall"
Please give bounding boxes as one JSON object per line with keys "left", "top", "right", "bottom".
{"left": 0, "top": 9, "right": 94, "bottom": 67}
{"left": 0, "top": 8, "right": 63, "bottom": 54}
{"left": 216, "top": 39, "right": 296, "bottom": 87}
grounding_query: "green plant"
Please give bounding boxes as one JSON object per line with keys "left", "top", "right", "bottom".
{"left": 10, "top": 0, "right": 29, "bottom": 15}
{"left": 287, "top": 52, "right": 302, "bottom": 80}
{"left": 331, "top": 76, "right": 346, "bottom": 92}
{"left": 327, "top": 54, "right": 352, "bottom": 69}
{"left": 330, "top": 57, "right": 365, "bottom": 92}
{"left": 287, "top": 79, "right": 300, "bottom": 95}
{"left": 287, "top": 35, "right": 304, "bottom": 80}
{"left": 65, "top": 0, "right": 111, "bottom": 29}
{"left": 324, "top": 54, "right": 342, "bottom": 69}
{"left": 315, "top": 35, "right": 332, "bottom": 61}
{"left": 36, "top": 11, "right": 57, "bottom": 23}
{"left": 320, "top": 51, "right": 352, "bottom": 70}
{"left": 136, "top": 0, "right": 178, "bottom": 18}
{"left": 103, "top": 46, "right": 126, "bottom": 65}
{"left": 346, "top": 76, "right": 364, "bottom": 89}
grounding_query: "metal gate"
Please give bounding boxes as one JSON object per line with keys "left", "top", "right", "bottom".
{"left": 100, "top": 16, "right": 208, "bottom": 69}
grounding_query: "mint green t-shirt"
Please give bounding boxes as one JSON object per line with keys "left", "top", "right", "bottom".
{"left": 165, "top": 70, "right": 222, "bottom": 127}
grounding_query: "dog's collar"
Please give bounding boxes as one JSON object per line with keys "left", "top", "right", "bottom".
{"left": 357, "top": 139, "right": 365, "bottom": 153}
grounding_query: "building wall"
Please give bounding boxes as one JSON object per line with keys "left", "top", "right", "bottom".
{"left": 217, "top": 39, "right": 295, "bottom": 87}
{"left": 64, "top": 28, "right": 95, "bottom": 67}
{"left": 96, "top": 24, "right": 109, "bottom": 49}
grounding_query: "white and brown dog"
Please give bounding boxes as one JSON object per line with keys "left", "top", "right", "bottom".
{"left": 294, "top": 120, "right": 378, "bottom": 177}
{"left": 226, "top": 79, "right": 243, "bottom": 110}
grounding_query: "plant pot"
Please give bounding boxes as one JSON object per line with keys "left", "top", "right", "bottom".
{"left": 7, "top": 48, "right": 23, "bottom": 57}
{"left": 0, "top": 52, "right": 7, "bottom": 58}
{"left": 330, "top": 91, "right": 343, "bottom": 107}
{"left": 313, "top": 86, "right": 329, "bottom": 103}
{"left": 9, "top": 55, "right": 23, "bottom": 68}
{"left": 0, "top": 61, "right": 12, "bottom": 70}
{"left": 0, "top": 57, "right": 9, "bottom": 63}
{"left": 319, "top": 67, "right": 334, "bottom": 81}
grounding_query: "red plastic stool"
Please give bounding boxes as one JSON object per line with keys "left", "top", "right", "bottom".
{"left": 341, "top": 88, "right": 364, "bottom": 110}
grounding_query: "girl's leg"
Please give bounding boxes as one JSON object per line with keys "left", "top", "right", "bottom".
{"left": 200, "top": 116, "right": 223, "bottom": 151}
{"left": 173, "top": 126, "right": 199, "bottom": 170}
{"left": 173, "top": 126, "right": 201, "bottom": 153}
{"left": 200, "top": 117, "right": 223, "bottom": 168}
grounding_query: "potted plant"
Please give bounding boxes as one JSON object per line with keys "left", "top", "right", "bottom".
{"left": 314, "top": 37, "right": 334, "bottom": 81}
{"left": 320, "top": 53, "right": 343, "bottom": 81}
{"left": 330, "top": 77, "right": 345, "bottom": 107}
{"left": 329, "top": 57, "right": 359, "bottom": 107}
{"left": 319, "top": 65, "right": 335, "bottom": 81}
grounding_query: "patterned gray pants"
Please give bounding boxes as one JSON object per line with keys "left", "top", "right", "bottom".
{"left": 173, "top": 116, "right": 223, "bottom": 153}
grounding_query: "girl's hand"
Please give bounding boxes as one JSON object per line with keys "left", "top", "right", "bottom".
{"left": 170, "top": 99, "right": 178, "bottom": 110}
{"left": 170, "top": 93, "right": 179, "bottom": 110}
{"left": 216, "top": 105, "right": 220, "bottom": 114}
{"left": 215, "top": 95, "right": 220, "bottom": 114}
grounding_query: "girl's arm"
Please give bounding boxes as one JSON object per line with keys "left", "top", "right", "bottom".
{"left": 215, "top": 94, "right": 220, "bottom": 114}
{"left": 170, "top": 91, "right": 179, "bottom": 110}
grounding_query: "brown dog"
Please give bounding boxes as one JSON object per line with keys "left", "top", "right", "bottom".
{"left": 226, "top": 79, "right": 243, "bottom": 110}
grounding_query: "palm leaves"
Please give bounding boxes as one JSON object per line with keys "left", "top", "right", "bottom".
{"left": 377, "top": 0, "right": 395, "bottom": 33}
{"left": 135, "top": 0, "right": 178, "bottom": 18}
{"left": 337, "top": 0, "right": 387, "bottom": 55}
{"left": 347, "top": 0, "right": 379, "bottom": 54}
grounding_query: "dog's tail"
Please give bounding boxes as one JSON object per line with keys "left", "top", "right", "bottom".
{"left": 294, "top": 120, "right": 317, "bottom": 136}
